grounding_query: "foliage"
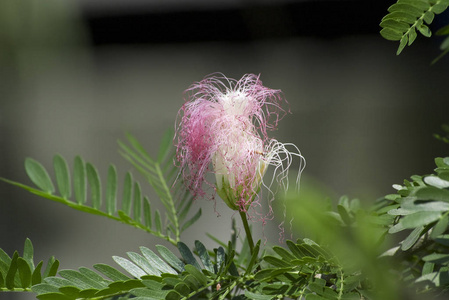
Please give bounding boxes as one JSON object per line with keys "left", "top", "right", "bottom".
{"left": 0, "top": 239, "right": 59, "bottom": 293}
{"left": 2, "top": 127, "right": 449, "bottom": 299}
{"left": 380, "top": 0, "right": 449, "bottom": 59}
{"left": 1, "top": 130, "right": 197, "bottom": 246}
{"left": 29, "top": 239, "right": 243, "bottom": 300}
{"left": 0, "top": 236, "right": 370, "bottom": 300}
{"left": 378, "top": 155, "right": 449, "bottom": 293}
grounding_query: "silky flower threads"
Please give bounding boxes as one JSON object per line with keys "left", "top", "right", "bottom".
{"left": 175, "top": 74, "right": 305, "bottom": 218}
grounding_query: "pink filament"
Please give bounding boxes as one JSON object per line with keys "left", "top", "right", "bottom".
{"left": 175, "top": 73, "right": 288, "bottom": 209}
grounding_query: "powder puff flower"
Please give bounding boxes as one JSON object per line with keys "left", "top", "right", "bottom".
{"left": 175, "top": 73, "right": 305, "bottom": 213}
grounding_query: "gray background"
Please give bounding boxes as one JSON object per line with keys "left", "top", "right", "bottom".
{"left": 1, "top": 0, "right": 449, "bottom": 299}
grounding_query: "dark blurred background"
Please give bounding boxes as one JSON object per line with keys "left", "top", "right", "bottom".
{"left": 1, "top": 1, "right": 449, "bottom": 299}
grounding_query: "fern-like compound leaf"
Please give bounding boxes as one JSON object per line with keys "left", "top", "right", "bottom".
{"left": 0, "top": 239, "right": 59, "bottom": 292}
{"left": 1, "top": 153, "right": 178, "bottom": 245}
{"left": 118, "top": 129, "right": 198, "bottom": 242}
{"left": 29, "top": 240, "right": 242, "bottom": 299}
{"left": 380, "top": 0, "right": 449, "bottom": 54}
{"left": 3, "top": 129, "right": 198, "bottom": 246}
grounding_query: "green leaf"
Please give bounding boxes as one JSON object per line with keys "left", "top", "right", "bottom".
{"left": 416, "top": 186, "right": 449, "bottom": 202}
{"left": 156, "top": 245, "right": 185, "bottom": 272}
{"left": 418, "top": 24, "right": 432, "bottom": 37}
{"left": 432, "top": 2, "right": 449, "bottom": 14}
{"left": 113, "top": 256, "right": 147, "bottom": 278}
{"left": 79, "top": 267, "right": 108, "bottom": 286}
{"left": 122, "top": 172, "right": 133, "bottom": 215}
{"left": 398, "top": 35, "right": 408, "bottom": 54}
{"left": 264, "top": 256, "right": 290, "bottom": 268}
{"left": 23, "top": 238, "right": 34, "bottom": 270}
{"left": 245, "top": 290, "right": 275, "bottom": 300}
{"left": 127, "top": 252, "right": 160, "bottom": 276}
{"left": 401, "top": 211, "right": 441, "bottom": 228}
{"left": 6, "top": 251, "right": 19, "bottom": 289}
{"left": 389, "top": 222, "right": 406, "bottom": 234}
{"left": 184, "top": 265, "right": 207, "bottom": 286}
{"left": 162, "top": 276, "right": 182, "bottom": 287}
{"left": 32, "top": 261, "right": 43, "bottom": 285}
{"left": 382, "top": 10, "right": 418, "bottom": 23}
{"left": 436, "top": 157, "right": 449, "bottom": 168}
{"left": 215, "top": 247, "right": 225, "bottom": 274}
{"left": 53, "top": 155, "right": 71, "bottom": 199}
{"left": 177, "top": 242, "right": 201, "bottom": 270}
{"left": 59, "top": 269, "right": 105, "bottom": 290}
{"left": 272, "top": 246, "right": 296, "bottom": 262}
{"left": 423, "top": 253, "right": 449, "bottom": 264}
{"left": 133, "top": 182, "right": 142, "bottom": 223}
{"left": 143, "top": 197, "right": 152, "bottom": 229}
{"left": 140, "top": 247, "right": 177, "bottom": 275}
{"left": 17, "top": 258, "right": 31, "bottom": 287}
{"left": 424, "top": 176, "right": 449, "bottom": 189}
{"left": 245, "top": 240, "right": 261, "bottom": 276}
{"left": 86, "top": 163, "right": 102, "bottom": 210}
{"left": 416, "top": 271, "right": 449, "bottom": 287}
{"left": 43, "top": 257, "right": 59, "bottom": 278}
{"left": 389, "top": 201, "right": 449, "bottom": 215}
{"left": 423, "top": 11, "right": 435, "bottom": 23}
{"left": 0, "top": 248, "right": 11, "bottom": 265}
{"left": 25, "top": 158, "right": 55, "bottom": 194}
{"left": 166, "top": 290, "right": 182, "bottom": 300}
{"left": 174, "top": 282, "right": 190, "bottom": 296}
{"left": 59, "top": 286, "right": 81, "bottom": 297}
{"left": 195, "top": 240, "right": 214, "bottom": 273}
{"left": 438, "top": 171, "right": 449, "bottom": 181}
{"left": 398, "top": 0, "right": 430, "bottom": 10}
{"left": 155, "top": 210, "right": 162, "bottom": 233}
{"left": 0, "top": 267, "right": 5, "bottom": 287}
{"left": 73, "top": 156, "right": 86, "bottom": 204}
{"left": 422, "top": 261, "right": 435, "bottom": 275}
{"left": 31, "top": 283, "right": 60, "bottom": 295}
{"left": 131, "top": 287, "right": 168, "bottom": 299}
{"left": 36, "top": 292, "right": 73, "bottom": 300}
{"left": 401, "top": 226, "right": 424, "bottom": 250}
{"left": 380, "top": 19, "right": 411, "bottom": 32}
{"left": 44, "top": 276, "right": 74, "bottom": 288}
{"left": 388, "top": 3, "right": 425, "bottom": 17}
{"left": 431, "top": 215, "right": 449, "bottom": 238}
{"left": 106, "top": 165, "right": 117, "bottom": 215}
{"left": 408, "top": 27, "right": 418, "bottom": 44}
{"left": 93, "top": 264, "right": 129, "bottom": 281}
{"left": 286, "top": 240, "right": 305, "bottom": 259}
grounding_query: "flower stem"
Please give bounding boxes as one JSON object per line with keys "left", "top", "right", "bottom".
{"left": 239, "top": 211, "right": 255, "bottom": 256}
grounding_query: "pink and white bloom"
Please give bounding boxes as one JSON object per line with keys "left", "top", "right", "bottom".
{"left": 175, "top": 74, "right": 305, "bottom": 213}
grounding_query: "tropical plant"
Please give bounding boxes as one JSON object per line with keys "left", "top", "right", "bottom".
{"left": 1, "top": 123, "right": 449, "bottom": 299}
{"left": 1, "top": 72, "right": 448, "bottom": 300}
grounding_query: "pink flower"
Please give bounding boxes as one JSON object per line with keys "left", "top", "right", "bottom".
{"left": 175, "top": 74, "right": 304, "bottom": 212}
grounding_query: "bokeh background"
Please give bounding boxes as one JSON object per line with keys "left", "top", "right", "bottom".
{"left": 1, "top": 0, "right": 449, "bottom": 299}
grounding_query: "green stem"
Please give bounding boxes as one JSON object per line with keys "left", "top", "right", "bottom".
{"left": 239, "top": 211, "right": 255, "bottom": 256}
